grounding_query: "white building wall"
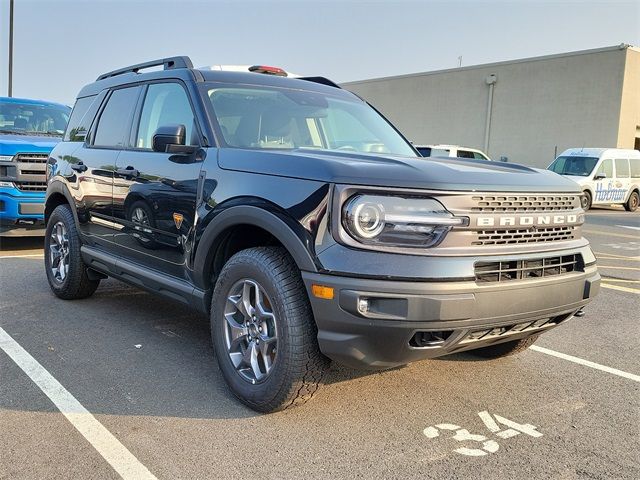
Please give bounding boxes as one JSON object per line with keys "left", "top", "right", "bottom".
{"left": 344, "top": 46, "right": 632, "bottom": 168}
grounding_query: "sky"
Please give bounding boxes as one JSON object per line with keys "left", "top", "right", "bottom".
{"left": 1, "top": 0, "right": 639, "bottom": 105}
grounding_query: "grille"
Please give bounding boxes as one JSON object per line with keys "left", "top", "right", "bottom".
{"left": 16, "top": 182, "right": 47, "bottom": 192}
{"left": 475, "top": 254, "right": 583, "bottom": 282}
{"left": 471, "top": 195, "right": 580, "bottom": 212}
{"left": 14, "top": 153, "right": 49, "bottom": 163}
{"left": 472, "top": 226, "right": 577, "bottom": 245}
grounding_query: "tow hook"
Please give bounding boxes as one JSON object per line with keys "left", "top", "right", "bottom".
{"left": 574, "top": 308, "right": 586, "bottom": 318}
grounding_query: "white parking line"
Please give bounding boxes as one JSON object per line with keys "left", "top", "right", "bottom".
{"left": 0, "top": 254, "right": 44, "bottom": 259}
{"left": 616, "top": 225, "right": 640, "bottom": 231}
{"left": 0, "top": 327, "right": 157, "bottom": 480}
{"left": 530, "top": 345, "right": 640, "bottom": 383}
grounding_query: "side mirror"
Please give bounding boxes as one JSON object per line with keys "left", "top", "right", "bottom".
{"left": 594, "top": 172, "right": 606, "bottom": 180}
{"left": 152, "top": 124, "right": 196, "bottom": 154}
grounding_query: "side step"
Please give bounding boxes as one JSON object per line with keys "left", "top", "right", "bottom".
{"left": 81, "top": 245, "right": 208, "bottom": 313}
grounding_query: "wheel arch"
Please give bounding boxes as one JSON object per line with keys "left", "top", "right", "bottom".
{"left": 45, "top": 181, "right": 79, "bottom": 225}
{"left": 193, "top": 205, "right": 319, "bottom": 291}
{"left": 624, "top": 185, "right": 639, "bottom": 202}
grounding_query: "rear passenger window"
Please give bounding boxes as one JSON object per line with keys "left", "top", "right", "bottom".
{"left": 630, "top": 159, "right": 640, "bottom": 178}
{"left": 136, "top": 83, "right": 198, "bottom": 149}
{"left": 457, "top": 150, "right": 475, "bottom": 159}
{"left": 93, "top": 87, "right": 140, "bottom": 148}
{"left": 614, "top": 159, "right": 630, "bottom": 178}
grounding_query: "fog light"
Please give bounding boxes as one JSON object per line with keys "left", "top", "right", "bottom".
{"left": 357, "top": 298, "right": 369, "bottom": 314}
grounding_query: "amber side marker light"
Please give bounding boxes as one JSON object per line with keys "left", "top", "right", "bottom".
{"left": 312, "top": 284, "right": 334, "bottom": 300}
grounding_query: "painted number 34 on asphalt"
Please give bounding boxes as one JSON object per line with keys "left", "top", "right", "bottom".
{"left": 423, "top": 411, "right": 543, "bottom": 457}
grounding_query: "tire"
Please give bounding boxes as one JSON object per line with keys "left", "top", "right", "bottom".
{"left": 45, "top": 204, "right": 100, "bottom": 300}
{"left": 211, "top": 246, "right": 329, "bottom": 412}
{"left": 127, "top": 200, "right": 158, "bottom": 249}
{"left": 468, "top": 334, "right": 540, "bottom": 359}
{"left": 581, "top": 190, "right": 592, "bottom": 210}
{"left": 624, "top": 191, "right": 639, "bottom": 212}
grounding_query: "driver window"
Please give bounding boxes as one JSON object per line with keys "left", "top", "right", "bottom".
{"left": 595, "top": 159, "right": 612, "bottom": 178}
{"left": 136, "top": 83, "right": 197, "bottom": 149}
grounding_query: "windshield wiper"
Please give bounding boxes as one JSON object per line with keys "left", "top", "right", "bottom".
{"left": 0, "top": 129, "right": 29, "bottom": 135}
{"left": 26, "top": 130, "right": 64, "bottom": 137}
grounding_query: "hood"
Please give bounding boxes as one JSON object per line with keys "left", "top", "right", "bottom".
{"left": 558, "top": 174, "right": 590, "bottom": 186}
{"left": 0, "top": 133, "right": 61, "bottom": 156}
{"left": 218, "top": 149, "right": 582, "bottom": 193}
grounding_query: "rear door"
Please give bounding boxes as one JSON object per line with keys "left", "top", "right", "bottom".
{"left": 614, "top": 158, "right": 632, "bottom": 205}
{"left": 112, "top": 81, "right": 204, "bottom": 280}
{"left": 71, "top": 86, "right": 141, "bottom": 247}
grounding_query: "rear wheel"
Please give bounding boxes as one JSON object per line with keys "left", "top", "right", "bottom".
{"left": 211, "top": 247, "right": 329, "bottom": 412}
{"left": 581, "top": 190, "right": 592, "bottom": 210}
{"left": 45, "top": 204, "right": 100, "bottom": 299}
{"left": 469, "top": 335, "right": 540, "bottom": 359}
{"left": 624, "top": 191, "right": 639, "bottom": 212}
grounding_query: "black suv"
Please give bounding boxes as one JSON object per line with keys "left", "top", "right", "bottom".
{"left": 45, "top": 57, "right": 600, "bottom": 412}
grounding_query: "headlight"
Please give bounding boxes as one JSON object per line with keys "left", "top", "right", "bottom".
{"left": 342, "top": 194, "right": 467, "bottom": 248}
{"left": 0, "top": 155, "right": 13, "bottom": 162}
{"left": 0, "top": 181, "right": 15, "bottom": 187}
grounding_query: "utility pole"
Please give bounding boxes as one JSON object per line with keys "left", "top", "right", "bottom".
{"left": 458, "top": 56, "right": 462, "bottom": 68}
{"left": 8, "top": 0, "right": 14, "bottom": 97}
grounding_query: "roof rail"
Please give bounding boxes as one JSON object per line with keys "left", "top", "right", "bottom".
{"left": 96, "top": 56, "right": 193, "bottom": 81}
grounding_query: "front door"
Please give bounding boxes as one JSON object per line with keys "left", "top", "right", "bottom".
{"left": 592, "top": 158, "right": 613, "bottom": 205}
{"left": 112, "top": 81, "right": 204, "bottom": 280}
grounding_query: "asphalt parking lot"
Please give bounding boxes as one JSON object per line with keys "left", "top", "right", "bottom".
{"left": 1, "top": 209, "right": 638, "bottom": 479}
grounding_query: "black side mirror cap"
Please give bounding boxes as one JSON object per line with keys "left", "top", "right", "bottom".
{"left": 152, "top": 124, "right": 196, "bottom": 154}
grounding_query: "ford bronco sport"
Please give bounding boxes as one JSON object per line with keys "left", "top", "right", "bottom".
{"left": 44, "top": 57, "right": 600, "bottom": 412}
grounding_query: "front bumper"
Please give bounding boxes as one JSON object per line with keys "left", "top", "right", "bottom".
{"left": 0, "top": 187, "right": 45, "bottom": 236}
{"left": 303, "top": 246, "right": 600, "bottom": 369}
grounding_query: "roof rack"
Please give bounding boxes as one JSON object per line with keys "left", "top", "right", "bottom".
{"left": 96, "top": 56, "right": 193, "bottom": 81}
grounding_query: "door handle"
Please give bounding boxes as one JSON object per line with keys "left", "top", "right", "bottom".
{"left": 70, "top": 162, "right": 87, "bottom": 172}
{"left": 116, "top": 167, "right": 140, "bottom": 178}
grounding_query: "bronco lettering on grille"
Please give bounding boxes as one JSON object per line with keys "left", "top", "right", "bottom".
{"left": 476, "top": 214, "right": 579, "bottom": 227}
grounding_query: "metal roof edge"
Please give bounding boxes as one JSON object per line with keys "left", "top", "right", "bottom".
{"left": 342, "top": 44, "right": 634, "bottom": 86}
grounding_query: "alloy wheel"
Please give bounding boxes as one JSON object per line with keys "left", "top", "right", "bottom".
{"left": 223, "top": 279, "right": 278, "bottom": 384}
{"left": 49, "top": 221, "right": 70, "bottom": 283}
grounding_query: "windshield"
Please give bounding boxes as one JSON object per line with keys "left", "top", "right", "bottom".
{"left": 0, "top": 100, "right": 71, "bottom": 137}
{"left": 548, "top": 155, "right": 599, "bottom": 176}
{"left": 206, "top": 86, "right": 416, "bottom": 156}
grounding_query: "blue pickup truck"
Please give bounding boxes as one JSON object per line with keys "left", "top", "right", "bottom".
{"left": 1, "top": 97, "right": 71, "bottom": 236}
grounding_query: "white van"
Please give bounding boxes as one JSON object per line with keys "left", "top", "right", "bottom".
{"left": 415, "top": 144, "right": 491, "bottom": 161}
{"left": 548, "top": 148, "right": 640, "bottom": 211}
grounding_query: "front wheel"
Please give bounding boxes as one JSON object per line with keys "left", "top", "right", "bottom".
{"left": 211, "top": 247, "right": 329, "bottom": 412}
{"left": 468, "top": 335, "right": 540, "bottom": 359}
{"left": 625, "top": 191, "right": 639, "bottom": 212}
{"left": 45, "top": 204, "right": 100, "bottom": 299}
{"left": 581, "top": 190, "right": 592, "bottom": 210}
